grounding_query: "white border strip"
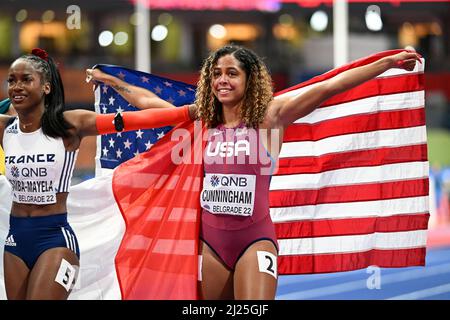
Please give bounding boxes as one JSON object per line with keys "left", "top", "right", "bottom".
{"left": 294, "top": 91, "right": 424, "bottom": 124}
{"left": 278, "top": 230, "right": 427, "bottom": 256}
{"left": 279, "top": 126, "right": 427, "bottom": 158}
{"left": 270, "top": 196, "right": 429, "bottom": 222}
{"left": 270, "top": 161, "right": 429, "bottom": 191}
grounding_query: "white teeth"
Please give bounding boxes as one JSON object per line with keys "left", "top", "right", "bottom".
{"left": 13, "top": 95, "right": 25, "bottom": 101}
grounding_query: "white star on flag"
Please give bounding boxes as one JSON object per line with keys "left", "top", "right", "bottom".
{"left": 116, "top": 148, "right": 122, "bottom": 158}
{"left": 123, "top": 139, "right": 132, "bottom": 149}
{"left": 136, "top": 129, "right": 144, "bottom": 139}
{"left": 133, "top": 150, "right": 140, "bottom": 157}
{"left": 178, "top": 90, "right": 186, "bottom": 97}
{"left": 102, "top": 86, "right": 108, "bottom": 94}
{"left": 163, "top": 81, "right": 173, "bottom": 87}
{"left": 109, "top": 96, "right": 115, "bottom": 105}
{"left": 102, "top": 106, "right": 108, "bottom": 114}
{"left": 108, "top": 137, "right": 115, "bottom": 148}
{"left": 154, "top": 86, "right": 162, "bottom": 94}
{"left": 145, "top": 141, "right": 153, "bottom": 150}
{"left": 157, "top": 131, "right": 165, "bottom": 140}
{"left": 141, "top": 76, "right": 149, "bottom": 83}
{"left": 102, "top": 147, "right": 108, "bottom": 156}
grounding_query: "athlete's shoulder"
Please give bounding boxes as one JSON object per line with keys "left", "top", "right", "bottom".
{"left": 0, "top": 114, "right": 15, "bottom": 131}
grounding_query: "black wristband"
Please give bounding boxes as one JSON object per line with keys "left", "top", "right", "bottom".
{"left": 114, "top": 112, "right": 124, "bottom": 132}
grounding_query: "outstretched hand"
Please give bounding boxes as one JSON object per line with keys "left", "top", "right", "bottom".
{"left": 86, "top": 68, "right": 108, "bottom": 91}
{"left": 389, "top": 51, "right": 422, "bottom": 71}
{"left": 86, "top": 68, "right": 107, "bottom": 83}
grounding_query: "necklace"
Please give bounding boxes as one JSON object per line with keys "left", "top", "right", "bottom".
{"left": 20, "top": 121, "right": 33, "bottom": 129}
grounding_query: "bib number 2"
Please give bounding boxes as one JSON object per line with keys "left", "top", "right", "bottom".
{"left": 256, "top": 251, "right": 277, "bottom": 279}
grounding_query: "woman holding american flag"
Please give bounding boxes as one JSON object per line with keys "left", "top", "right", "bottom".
{"left": 86, "top": 44, "right": 420, "bottom": 300}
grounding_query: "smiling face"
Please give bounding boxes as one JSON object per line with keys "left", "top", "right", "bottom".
{"left": 7, "top": 59, "right": 50, "bottom": 112}
{"left": 211, "top": 54, "right": 247, "bottom": 109}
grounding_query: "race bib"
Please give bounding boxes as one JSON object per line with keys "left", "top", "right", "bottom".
{"left": 8, "top": 161, "right": 57, "bottom": 205}
{"left": 200, "top": 173, "right": 256, "bottom": 216}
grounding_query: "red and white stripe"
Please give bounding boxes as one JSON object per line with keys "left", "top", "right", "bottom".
{"left": 270, "top": 52, "right": 428, "bottom": 274}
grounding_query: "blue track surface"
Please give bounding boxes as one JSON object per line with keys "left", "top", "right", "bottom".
{"left": 276, "top": 246, "right": 450, "bottom": 300}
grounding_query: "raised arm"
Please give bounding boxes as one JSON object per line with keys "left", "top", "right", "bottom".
{"left": 86, "top": 68, "right": 175, "bottom": 109}
{"left": 271, "top": 50, "right": 421, "bottom": 128}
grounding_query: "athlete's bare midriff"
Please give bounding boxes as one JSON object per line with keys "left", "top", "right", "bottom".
{"left": 11, "top": 192, "right": 69, "bottom": 217}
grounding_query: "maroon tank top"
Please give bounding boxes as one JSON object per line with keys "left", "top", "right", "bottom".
{"left": 200, "top": 123, "right": 274, "bottom": 230}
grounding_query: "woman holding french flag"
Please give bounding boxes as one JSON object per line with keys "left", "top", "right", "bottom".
{"left": 0, "top": 48, "right": 193, "bottom": 300}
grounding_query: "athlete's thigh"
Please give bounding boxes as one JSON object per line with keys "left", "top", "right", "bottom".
{"left": 199, "top": 240, "right": 234, "bottom": 300}
{"left": 3, "top": 251, "right": 30, "bottom": 300}
{"left": 234, "top": 240, "right": 278, "bottom": 300}
{"left": 26, "top": 247, "right": 79, "bottom": 300}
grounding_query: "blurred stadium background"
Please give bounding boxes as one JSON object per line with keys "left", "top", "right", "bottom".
{"left": 0, "top": 0, "right": 449, "bottom": 299}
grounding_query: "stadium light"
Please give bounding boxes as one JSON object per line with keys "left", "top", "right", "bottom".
{"left": 310, "top": 10, "right": 328, "bottom": 32}
{"left": 209, "top": 24, "right": 227, "bottom": 39}
{"left": 98, "top": 30, "right": 114, "bottom": 47}
{"left": 365, "top": 5, "right": 383, "bottom": 32}
{"left": 16, "top": 9, "right": 27, "bottom": 23}
{"left": 151, "top": 25, "right": 168, "bottom": 41}
{"left": 114, "top": 32, "right": 129, "bottom": 46}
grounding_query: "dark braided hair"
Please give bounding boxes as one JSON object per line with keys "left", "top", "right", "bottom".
{"left": 17, "top": 52, "right": 72, "bottom": 138}
{"left": 196, "top": 45, "right": 273, "bottom": 128}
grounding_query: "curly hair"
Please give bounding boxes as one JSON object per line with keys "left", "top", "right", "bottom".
{"left": 195, "top": 45, "right": 273, "bottom": 128}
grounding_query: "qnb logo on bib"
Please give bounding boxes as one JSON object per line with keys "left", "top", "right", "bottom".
{"left": 210, "top": 175, "right": 220, "bottom": 187}
{"left": 210, "top": 175, "right": 248, "bottom": 188}
{"left": 11, "top": 165, "right": 19, "bottom": 178}
{"left": 206, "top": 140, "right": 250, "bottom": 158}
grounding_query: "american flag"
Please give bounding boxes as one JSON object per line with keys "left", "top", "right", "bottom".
{"left": 272, "top": 50, "right": 428, "bottom": 274}
{"left": 77, "top": 51, "right": 428, "bottom": 299}
{"left": 94, "top": 65, "right": 196, "bottom": 169}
